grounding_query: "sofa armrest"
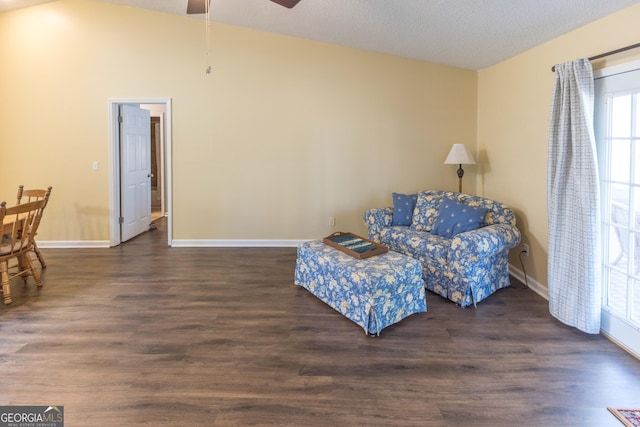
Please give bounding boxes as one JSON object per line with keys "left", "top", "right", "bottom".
{"left": 449, "top": 223, "right": 522, "bottom": 261}
{"left": 363, "top": 207, "right": 393, "bottom": 241}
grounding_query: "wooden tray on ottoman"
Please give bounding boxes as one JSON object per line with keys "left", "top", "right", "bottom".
{"left": 322, "top": 232, "right": 388, "bottom": 259}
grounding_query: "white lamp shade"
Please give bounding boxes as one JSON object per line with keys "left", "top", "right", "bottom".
{"left": 444, "top": 144, "right": 476, "bottom": 165}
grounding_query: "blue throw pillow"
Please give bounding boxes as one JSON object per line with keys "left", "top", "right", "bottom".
{"left": 392, "top": 193, "right": 418, "bottom": 226}
{"left": 431, "top": 198, "right": 487, "bottom": 238}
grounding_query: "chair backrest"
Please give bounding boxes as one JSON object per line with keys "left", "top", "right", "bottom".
{"left": 0, "top": 199, "right": 47, "bottom": 258}
{"left": 14, "top": 186, "right": 53, "bottom": 241}
{"left": 17, "top": 185, "right": 53, "bottom": 209}
{"left": 610, "top": 200, "right": 640, "bottom": 257}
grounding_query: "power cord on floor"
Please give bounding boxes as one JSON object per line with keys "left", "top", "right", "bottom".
{"left": 518, "top": 249, "right": 529, "bottom": 288}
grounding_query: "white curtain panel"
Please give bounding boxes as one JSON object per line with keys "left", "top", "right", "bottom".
{"left": 547, "top": 58, "right": 602, "bottom": 334}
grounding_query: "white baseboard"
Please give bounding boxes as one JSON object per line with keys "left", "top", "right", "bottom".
{"left": 37, "top": 241, "right": 110, "bottom": 248}
{"left": 170, "top": 239, "right": 306, "bottom": 248}
{"left": 38, "top": 239, "right": 307, "bottom": 248}
{"left": 509, "top": 263, "right": 548, "bottom": 300}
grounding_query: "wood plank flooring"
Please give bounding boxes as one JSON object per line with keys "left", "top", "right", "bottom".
{"left": 1, "top": 217, "right": 639, "bottom": 426}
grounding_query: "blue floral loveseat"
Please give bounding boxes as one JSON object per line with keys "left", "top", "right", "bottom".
{"left": 364, "top": 190, "right": 521, "bottom": 307}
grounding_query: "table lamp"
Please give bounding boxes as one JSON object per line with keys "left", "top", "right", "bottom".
{"left": 444, "top": 144, "right": 476, "bottom": 193}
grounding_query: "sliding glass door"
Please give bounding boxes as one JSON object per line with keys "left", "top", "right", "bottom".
{"left": 595, "top": 62, "right": 640, "bottom": 356}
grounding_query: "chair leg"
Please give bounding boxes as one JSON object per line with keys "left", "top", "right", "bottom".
{"left": 612, "top": 251, "right": 623, "bottom": 265}
{"left": 0, "top": 262, "right": 12, "bottom": 305}
{"left": 32, "top": 243, "right": 47, "bottom": 268}
{"left": 19, "top": 255, "right": 41, "bottom": 287}
{"left": 30, "top": 259, "right": 42, "bottom": 288}
{"left": 16, "top": 254, "right": 31, "bottom": 282}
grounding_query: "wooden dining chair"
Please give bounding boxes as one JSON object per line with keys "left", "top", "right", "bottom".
{"left": 0, "top": 198, "right": 48, "bottom": 305}
{"left": 16, "top": 185, "right": 53, "bottom": 268}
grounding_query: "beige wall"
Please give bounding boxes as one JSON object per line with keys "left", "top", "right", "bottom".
{"left": 478, "top": 3, "right": 640, "bottom": 290}
{"left": 7, "top": 0, "right": 638, "bottom": 288}
{"left": 0, "top": 0, "right": 477, "bottom": 243}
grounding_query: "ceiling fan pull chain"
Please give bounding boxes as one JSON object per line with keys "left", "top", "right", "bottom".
{"left": 205, "top": 0, "right": 211, "bottom": 75}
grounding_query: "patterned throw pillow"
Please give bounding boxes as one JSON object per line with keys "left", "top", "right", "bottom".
{"left": 391, "top": 193, "right": 417, "bottom": 226}
{"left": 431, "top": 198, "right": 488, "bottom": 238}
{"left": 411, "top": 191, "right": 445, "bottom": 232}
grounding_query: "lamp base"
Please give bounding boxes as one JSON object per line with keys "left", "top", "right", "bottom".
{"left": 457, "top": 164, "right": 464, "bottom": 193}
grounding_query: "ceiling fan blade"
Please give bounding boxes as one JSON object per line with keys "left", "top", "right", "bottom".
{"left": 269, "top": 0, "right": 302, "bottom": 8}
{"left": 187, "top": 0, "right": 210, "bottom": 14}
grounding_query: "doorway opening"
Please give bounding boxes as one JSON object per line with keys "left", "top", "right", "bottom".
{"left": 150, "top": 115, "right": 163, "bottom": 223}
{"left": 108, "top": 98, "right": 172, "bottom": 247}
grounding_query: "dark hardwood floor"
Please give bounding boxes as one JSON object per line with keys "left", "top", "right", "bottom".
{"left": 1, "top": 217, "right": 639, "bottom": 426}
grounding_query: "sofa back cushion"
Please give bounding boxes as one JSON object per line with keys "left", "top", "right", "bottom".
{"left": 410, "top": 191, "right": 516, "bottom": 232}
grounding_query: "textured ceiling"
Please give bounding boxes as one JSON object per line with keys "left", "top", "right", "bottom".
{"left": 3, "top": 0, "right": 640, "bottom": 70}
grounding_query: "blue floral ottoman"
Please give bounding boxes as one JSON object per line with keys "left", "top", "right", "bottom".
{"left": 294, "top": 240, "right": 427, "bottom": 336}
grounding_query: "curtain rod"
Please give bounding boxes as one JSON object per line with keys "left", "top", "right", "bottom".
{"left": 551, "top": 42, "right": 640, "bottom": 72}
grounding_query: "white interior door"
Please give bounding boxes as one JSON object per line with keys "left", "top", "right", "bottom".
{"left": 120, "top": 104, "right": 151, "bottom": 242}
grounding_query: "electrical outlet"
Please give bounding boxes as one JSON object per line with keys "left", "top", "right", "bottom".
{"left": 523, "top": 243, "right": 529, "bottom": 256}
{"left": 329, "top": 217, "right": 336, "bottom": 227}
